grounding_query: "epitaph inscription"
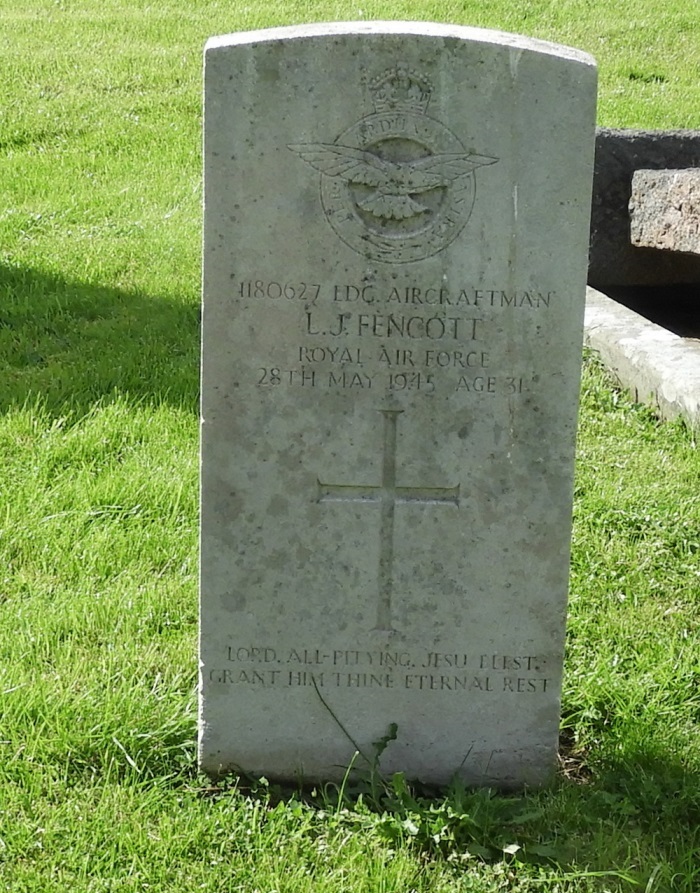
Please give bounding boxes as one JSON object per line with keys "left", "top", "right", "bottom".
{"left": 318, "top": 409, "right": 460, "bottom": 631}
{"left": 208, "top": 645, "right": 553, "bottom": 695}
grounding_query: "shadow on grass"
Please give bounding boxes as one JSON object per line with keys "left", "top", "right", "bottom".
{"left": 0, "top": 262, "right": 200, "bottom": 417}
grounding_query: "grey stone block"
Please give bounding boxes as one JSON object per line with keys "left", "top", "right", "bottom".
{"left": 589, "top": 129, "right": 700, "bottom": 286}
{"left": 630, "top": 169, "right": 700, "bottom": 256}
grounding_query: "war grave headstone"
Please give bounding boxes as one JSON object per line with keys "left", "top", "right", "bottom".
{"left": 199, "top": 22, "right": 597, "bottom": 787}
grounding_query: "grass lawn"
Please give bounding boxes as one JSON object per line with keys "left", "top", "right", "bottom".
{"left": 1, "top": 1, "right": 699, "bottom": 891}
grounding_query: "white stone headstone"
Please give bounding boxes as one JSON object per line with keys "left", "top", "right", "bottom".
{"left": 199, "top": 22, "right": 597, "bottom": 787}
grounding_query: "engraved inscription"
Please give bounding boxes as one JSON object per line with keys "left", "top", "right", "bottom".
{"left": 317, "top": 409, "right": 459, "bottom": 631}
{"left": 304, "top": 311, "right": 482, "bottom": 340}
{"left": 257, "top": 365, "right": 527, "bottom": 396}
{"left": 237, "top": 278, "right": 321, "bottom": 305}
{"left": 210, "top": 647, "right": 553, "bottom": 694}
{"left": 235, "top": 277, "right": 556, "bottom": 309}
{"left": 239, "top": 275, "right": 549, "bottom": 396}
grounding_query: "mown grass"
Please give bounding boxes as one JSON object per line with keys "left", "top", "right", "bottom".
{"left": 1, "top": 1, "right": 699, "bottom": 891}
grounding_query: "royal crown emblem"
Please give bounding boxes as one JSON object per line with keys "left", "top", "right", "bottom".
{"left": 370, "top": 64, "right": 432, "bottom": 114}
{"left": 289, "top": 64, "right": 499, "bottom": 263}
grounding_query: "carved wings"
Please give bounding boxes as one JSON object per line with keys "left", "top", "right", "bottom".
{"left": 288, "top": 142, "right": 498, "bottom": 220}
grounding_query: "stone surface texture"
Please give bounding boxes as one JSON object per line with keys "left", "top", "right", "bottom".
{"left": 629, "top": 169, "right": 700, "bottom": 256}
{"left": 584, "top": 287, "right": 700, "bottom": 424}
{"left": 589, "top": 129, "right": 700, "bottom": 286}
{"left": 200, "top": 22, "right": 597, "bottom": 787}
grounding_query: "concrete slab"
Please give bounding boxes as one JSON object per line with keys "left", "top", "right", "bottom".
{"left": 584, "top": 286, "right": 700, "bottom": 424}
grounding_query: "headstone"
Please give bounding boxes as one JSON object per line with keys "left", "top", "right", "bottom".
{"left": 199, "top": 22, "right": 597, "bottom": 787}
{"left": 630, "top": 169, "right": 700, "bottom": 256}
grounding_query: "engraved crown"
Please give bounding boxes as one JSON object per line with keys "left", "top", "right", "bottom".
{"left": 370, "top": 64, "right": 432, "bottom": 115}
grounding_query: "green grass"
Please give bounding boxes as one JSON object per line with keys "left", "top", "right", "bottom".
{"left": 1, "top": 1, "right": 699, "bottom": 891}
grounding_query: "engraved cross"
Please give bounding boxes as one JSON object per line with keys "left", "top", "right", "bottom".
{"left": 317, "top": 409, "right": 460, "bottom": 631}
